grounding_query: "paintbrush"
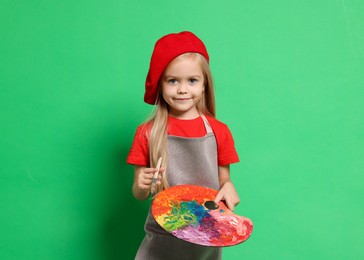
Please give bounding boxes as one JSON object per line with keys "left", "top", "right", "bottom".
{"left": 150, "top": 157, "right": 162, "bottom": 196}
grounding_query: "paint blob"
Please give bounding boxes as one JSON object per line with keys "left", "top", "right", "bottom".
{"left": 152, "top": 184, "right": 253, "bottom": 247}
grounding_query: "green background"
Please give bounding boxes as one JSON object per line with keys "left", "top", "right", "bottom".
{"left": 1, "top": 0, "right": 363, "bottom": 259}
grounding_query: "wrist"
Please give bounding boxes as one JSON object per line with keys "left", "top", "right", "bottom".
{"left": 220, "top": 179, "right": 232, "bottom": 188}
{"left": 132, "top": 183, "right": 150, "bottom": 200}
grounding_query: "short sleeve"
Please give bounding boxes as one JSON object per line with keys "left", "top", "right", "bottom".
{"left": 204, "top": 115, "right": 240, "bottom": 166}
{"left": 217, "top": 124, "right": 240, "bottom": 166}
{"left": 126, "top": 124, "right": 150, "bottom": 166}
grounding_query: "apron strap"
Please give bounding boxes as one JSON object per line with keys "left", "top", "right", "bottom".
{"left": 200, "top": 114, "right": 213, "bottom": 134}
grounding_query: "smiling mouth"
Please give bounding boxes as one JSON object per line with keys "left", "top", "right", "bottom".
{"left": 174, "top": 98, "right": 191, "bottom": 101}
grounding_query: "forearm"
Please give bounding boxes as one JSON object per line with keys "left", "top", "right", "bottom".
{"left": 132, "top": 182, "right": 150, "bottom": 200}
{"left": 218, "top": 165, "right": 233, "bottom": 187}
{"left": 216, "top": 165, "right": 240, "bottom": 211}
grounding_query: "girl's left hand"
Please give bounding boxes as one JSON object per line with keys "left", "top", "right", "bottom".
{"left": 214, "top": 181, "right": 240, "bottom": 211}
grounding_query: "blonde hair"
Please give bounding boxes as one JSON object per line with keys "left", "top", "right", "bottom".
{"left": 147, "top": 53, "right": 215, "bottom": 194}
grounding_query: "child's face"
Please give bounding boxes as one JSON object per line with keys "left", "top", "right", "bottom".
{"left": 161, "top": 54, "right": 205, "bottom": 119}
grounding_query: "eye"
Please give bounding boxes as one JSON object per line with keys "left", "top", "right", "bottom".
{"left": 168, "top": 79, "right": 178, "bottom": 85}
{"left": 188, "top": 78, "right": 198, "bottom": 84}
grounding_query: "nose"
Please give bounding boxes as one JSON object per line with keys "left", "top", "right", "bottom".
{"left": 177, "top": 82, "right": 188, "bottom": 94}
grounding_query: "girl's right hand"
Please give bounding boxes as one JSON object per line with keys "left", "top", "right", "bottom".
{"left": 132, "top": 166, "right": 164, "bottom": 200}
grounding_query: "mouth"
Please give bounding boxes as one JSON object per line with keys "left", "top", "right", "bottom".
{"left": 174, "top": 98, "right": 191, "bottom": 101}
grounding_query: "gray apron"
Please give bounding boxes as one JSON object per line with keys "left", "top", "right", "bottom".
{"left": 135, "top": 115, "right": 222, "bottom": 260}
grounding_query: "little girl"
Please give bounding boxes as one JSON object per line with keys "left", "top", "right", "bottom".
{"left": 127, "top": 31, "right": 240, "bottom": 259}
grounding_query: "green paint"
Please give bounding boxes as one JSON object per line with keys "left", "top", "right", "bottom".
{"left": 163, "top": 201, "right": 198, "bottom": 231}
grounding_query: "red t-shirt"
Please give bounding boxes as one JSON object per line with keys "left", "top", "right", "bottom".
{"left": 126, "top": 115, "right": 239, "bottom": 166}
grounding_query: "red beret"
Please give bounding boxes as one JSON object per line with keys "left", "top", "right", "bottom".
{"left": 144, "top": 31, "right": 210, "bottom": 105}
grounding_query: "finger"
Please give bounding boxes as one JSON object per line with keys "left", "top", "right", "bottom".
{"left": 140, "top": 179, "right": 151, "bottom": 187}
{"left": 140, "top": 174, "right": 153, "bottom": 182}
{"left": 214, "top": 192, "right": 224, "bottom": 205}
{"left": 138, "top": 181, "right": 152, "bottom": 189}
{"left": 225, "top": 199, "right": 235, "bottom": 212}
{"left": 140, "top": 184, "right": 150, "bottom": 190}
{"left": 144, "top": 169, "right": 158, "bottom": 177}
{"left": 144, "top": 168, "right": 158, "bottom": 174}
{"left": 140, "top": 174, "right": 154, "bottom": 183}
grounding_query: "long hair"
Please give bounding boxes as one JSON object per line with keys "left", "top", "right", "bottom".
{"left": 147, "top": 52, "right": 215, "bottom": 194}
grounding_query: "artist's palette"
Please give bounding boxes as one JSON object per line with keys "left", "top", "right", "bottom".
{"left": 151, "top": 184, "right": 253, "bottom": 247}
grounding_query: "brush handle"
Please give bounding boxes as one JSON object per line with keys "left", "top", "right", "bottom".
{"left": 150, "top": 157, "right": 162, "bottom": 196}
